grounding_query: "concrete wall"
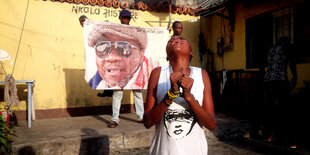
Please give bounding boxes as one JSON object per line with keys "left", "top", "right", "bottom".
{"left": 0, "top": 0, "right": 201, "bottom": 112}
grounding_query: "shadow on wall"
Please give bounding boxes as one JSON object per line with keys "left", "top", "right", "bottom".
{"left": 0, "top": 84, "right": 28, "bottom": 124}
{"left": 63, "top": 68, "right": 107, "bottom": 116}
{"left": 0, "top": 84, "right": 28, "bottom": 103}
{"left": 63, "top": 69, "right": 96, "bottom": 108}
{"left": 63, "top": 69, "right": 134, "bottom": 117}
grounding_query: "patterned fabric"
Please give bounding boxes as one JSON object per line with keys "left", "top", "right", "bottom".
{"left": 150, "top": 66, "right": 208, "bottom": 155}
{"left": 264, "top": 44, "right": 289, "bottom": 81}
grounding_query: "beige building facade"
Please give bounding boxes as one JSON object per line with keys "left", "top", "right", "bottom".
{"left": 0, "top": 0, "right": 202, "bottom": 119}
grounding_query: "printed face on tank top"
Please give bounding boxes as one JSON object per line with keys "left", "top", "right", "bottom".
{"left": 164, "top": 103, "right": 196, "bottom": 140}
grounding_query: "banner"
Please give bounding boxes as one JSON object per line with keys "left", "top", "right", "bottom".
{"left": 83, "top": 19, "right": 169, "bottom": 90}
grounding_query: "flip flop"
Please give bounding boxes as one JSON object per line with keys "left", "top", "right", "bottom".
{"left": 107, "top": 121, "right": 118, "bottom": 128}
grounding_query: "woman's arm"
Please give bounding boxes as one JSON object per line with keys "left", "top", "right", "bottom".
{"left": 181, "top": 69, "right": 216, "bottom": 131}
{"left": 143, "top": 67, "right": 169, "bottom": 129}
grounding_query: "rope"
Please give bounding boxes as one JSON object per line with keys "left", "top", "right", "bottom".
{"left": 3, "top": 1, "right": 29, "bottom": 115}
{"left": 11, "top": 0, "right": 30, "bottom": 76}
{"left": 1, "top": 62, "right": 7, "bottom": 76}
{"left": 4, "top": 74, "right": 19, "bottom": 115}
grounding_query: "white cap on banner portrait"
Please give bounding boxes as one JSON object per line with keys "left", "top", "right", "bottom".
{"left": 87, "top": 22, "right": 148, "bottom": 50}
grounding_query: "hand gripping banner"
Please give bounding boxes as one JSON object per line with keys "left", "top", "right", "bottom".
{"left": 83, "top": 19, "right": 169, "bottom": 90}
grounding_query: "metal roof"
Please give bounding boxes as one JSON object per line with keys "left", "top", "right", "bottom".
{"left": 197, "top": 0, "right": 225, "bottom": 8}
{"left": 195, "top": 0, "right": 230, "bottom": 17}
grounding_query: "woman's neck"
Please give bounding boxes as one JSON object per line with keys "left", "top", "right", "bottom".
{"left": 170, "top": 60, "right": 190, "bottom": 75}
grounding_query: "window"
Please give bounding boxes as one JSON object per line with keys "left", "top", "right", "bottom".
{"left": 246, "top": 3, "right": 309, "bottom": 69}
{"left": 246, "top": 13, "right": 273, "bottom": 69}
{"left": 273, "top": 8, "right": 293, "bottom": 44}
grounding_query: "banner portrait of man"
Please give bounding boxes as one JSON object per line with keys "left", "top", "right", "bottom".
{"left": 83, "top": 19, "right": 169, "bottom": 90}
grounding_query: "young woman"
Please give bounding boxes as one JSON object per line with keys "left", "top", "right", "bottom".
{"left": 143, "top": 36, "right": 216, "bottom": 155}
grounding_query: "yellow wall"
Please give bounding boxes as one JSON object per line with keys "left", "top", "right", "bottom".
{"left": 0, "top": 0, "right": 201, "bottom": 111}
{"left": 201, "top": 0, "right": 309, "bottom": 88}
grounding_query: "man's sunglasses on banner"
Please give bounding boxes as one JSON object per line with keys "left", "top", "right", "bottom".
{"left": 94, "top": 41, "right": 138, "bottom": 58}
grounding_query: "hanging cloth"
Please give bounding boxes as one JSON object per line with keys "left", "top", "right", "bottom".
{"left": 220, "top": 69, "right": 227, "bottom": 94}
{"left": 4, "top": 74, "right": 19, "bottom": 115}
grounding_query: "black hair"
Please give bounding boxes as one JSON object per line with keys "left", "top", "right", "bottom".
{"left": 278, "top": 36, "right": 290, "bottom": 46}
{"left": 79, "top": 15, "right": 88, "bottom": 22}
{"left": 172, "top": 21, "right": 182, "bottom": 28}
{"left": 278, "top": 36, "right": 292, "bottom": 56}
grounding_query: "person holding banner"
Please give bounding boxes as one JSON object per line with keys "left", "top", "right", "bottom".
{"left": 172, "top": 21, "right": 183, "bottom": 37}
{"left": 87, "top": 9, "right": 149, "bottom": 128}
{"left": 143, "top": 36, "right": 216, "bottom": 154}
{"left": 79, "top": 15, "right": 87, "bottom": 27}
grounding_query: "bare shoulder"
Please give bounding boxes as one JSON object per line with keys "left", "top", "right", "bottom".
{"left": 150, "top": 67, "right": 162, "bottom": 75}
{"left": 199, "top": 68, "right": 211, "bottom": 84}
{"left": 153, "top": 67, "right": 162, "bottom": 71}
{"left": 200, "top": 68, "right": 209, "bottom": 77}
{"left": 148, "top": 67, "right": 162, "bottom": 84}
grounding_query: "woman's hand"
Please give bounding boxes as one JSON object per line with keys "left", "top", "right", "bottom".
{"left": 181, "top": 74, "right": 194, "bottom": 99}
{"left": 170, "top": 71, "right": 182, "bottom": 91}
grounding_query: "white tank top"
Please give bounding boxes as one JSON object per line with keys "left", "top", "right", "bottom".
{"left": 150, "top": 66, "right": 208, "bottom": 155}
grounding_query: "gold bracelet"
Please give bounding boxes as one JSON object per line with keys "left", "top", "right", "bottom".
{"left": 163, "top": 97, "right": 172, "bottom": 106}
{"left": 170, "top": 89, "right": 179, "bottom": 96}
{"left": 168, "top": 89, "right": 178, "bottom": 99}
{"left": 166, "top": 92, "right": 174, "bottom": 100}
